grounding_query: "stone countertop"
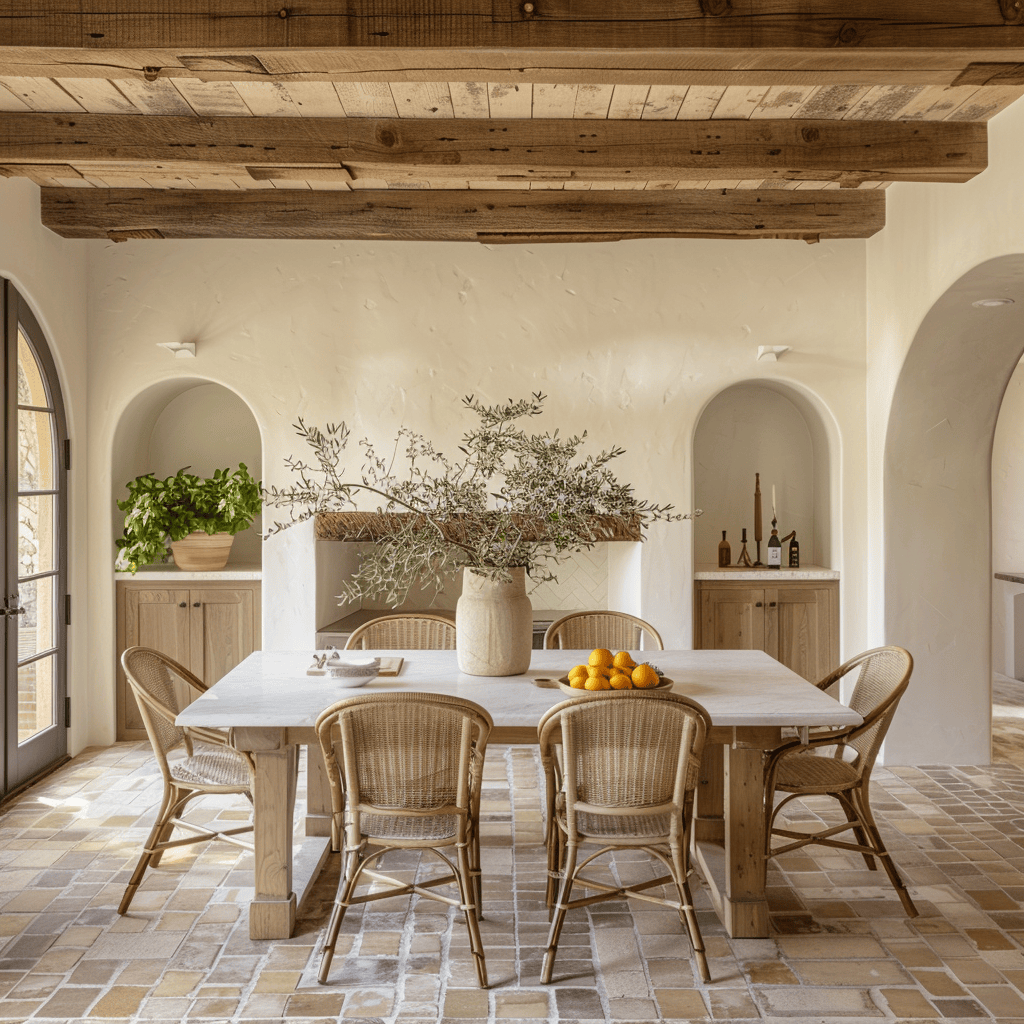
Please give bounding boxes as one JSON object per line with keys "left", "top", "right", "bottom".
{"left": 995, "top": 573, "right": 1024, "bottom": 584}
{"left": 694, "top": 564, "right": 839, "bottom": 581}
{"left": 115, "top": 563, "right": 262, "bottom": 581}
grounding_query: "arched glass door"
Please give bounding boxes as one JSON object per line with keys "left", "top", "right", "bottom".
{"left": 3, "top": 280, "right": 68, "bottom": 796}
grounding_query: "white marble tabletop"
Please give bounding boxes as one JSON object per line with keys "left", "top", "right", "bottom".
{"left": 176, "top": 649, "right": 861, "bottom": 732}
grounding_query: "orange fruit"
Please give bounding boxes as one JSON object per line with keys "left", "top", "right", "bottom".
{"left": 569, "top": 676, "right": 587, "bottom": 689}
{"left": 587, "top": 664, "right": 609, "bottom": 677}
{"left": 631, "top": 664, "right": 660, "bottom": 689}
{"left": 585, "top": 675, "right": 611, "bottom": 690}
{"left": 612, "top": 651, "right": 636, "bottom": 671}
{"left": 567, "top": 664, "right": 588, "bottom": 682}
{"left": 588, "top": 648, "right": 614, "bottom": 668}
{"left": 609, "top": 673, "right": 633, "bottom": 690}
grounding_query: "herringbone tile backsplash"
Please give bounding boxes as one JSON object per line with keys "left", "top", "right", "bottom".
{"left": 527, "top": 547, "right": 608, "bottom": 609}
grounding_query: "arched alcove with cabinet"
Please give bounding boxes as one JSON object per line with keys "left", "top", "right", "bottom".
{"left": 691, "top": 380, "right": 840, "bottom": 682}
{"left": 110, "top": 379, "right": 263, "bottom": 739}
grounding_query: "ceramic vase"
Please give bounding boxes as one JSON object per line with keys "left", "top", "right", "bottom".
{"left": 456, "top": 566, "right": 533, "bottom": 676}
{"left": 169, "top": 531, "right": 234, "bottom": 571}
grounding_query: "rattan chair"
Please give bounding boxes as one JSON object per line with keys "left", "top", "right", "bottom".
{"left": 344, "top": 613, "right": 456, "bottom": 650}
{"left": 315, "top": 691, "right": 492, "bottom": 987}
{"left": 764, "top": 646, "right": 918, "bottom": 918}
{"left": 538, "top": 691, "right": 712, "bottom": 984}
{"left": 118, "top": 647, "right": 255, "bottom": 916}
{"left": 543, "top": 610, "right": 664, "bottom": 651}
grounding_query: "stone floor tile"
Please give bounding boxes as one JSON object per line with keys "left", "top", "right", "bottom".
{"left": 655, "top": 988, "right": 710, "bottom": 1018}
{"left": 34, "top": 986, "right": 101, "bottom": 1018}
{"left": 706, "top": 987, "right": 761, "bottom": 1019}
{"left": 753, "top": 985, "right": 883, "bottom": 1017}
{"left": 443, "top": 989, "right": 490, "bottom": 1018}
{"left": 878, "top": 986, "right": 938, "bottom": 1017}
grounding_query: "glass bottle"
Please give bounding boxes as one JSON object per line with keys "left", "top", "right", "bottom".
{"left": 767, "top": 517, "right": 782, "bottom": 569}
{"left": 718, "top": 530, "right": 731, "bottom": 567}
{"left": 788, "top": 532, "right": 800, "bottom": 568}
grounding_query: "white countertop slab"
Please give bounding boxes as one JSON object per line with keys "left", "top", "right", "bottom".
{"left": 694, "top": 564, "right": 839, "bottom": 581}
{"left": 176, "top": 649, "right": 861, "bottom": 732}
{"left": 115, "top": 563, "right": 262, "bottom": 581}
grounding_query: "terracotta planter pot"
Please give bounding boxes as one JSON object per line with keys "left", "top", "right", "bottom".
{"left": 456, "top": 566, "right": 533, "bottom": 677}
{"left": 170, "top": 531, "right": 234, "bottom": 571}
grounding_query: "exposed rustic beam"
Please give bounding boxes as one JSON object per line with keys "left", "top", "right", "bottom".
{"left": 39, "top": 186, "right": 886, "bottom": 242}
{"left": 3, "top": 3, "right": 1024, "bottom": 86}
{"left": 0, "top": 114, "right": 987, "bottom": 186}
{"left": 2, "top": 1, "right": 1024, "bottom": 52}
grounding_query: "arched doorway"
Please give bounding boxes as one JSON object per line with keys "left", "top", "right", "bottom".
{"left": 884, "top": 255, "right": 1024, "bottom": 765}
{"left": 2, "top": 279, "right": 69, "bottom": 796}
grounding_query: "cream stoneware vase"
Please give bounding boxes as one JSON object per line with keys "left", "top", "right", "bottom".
{"left": 456, "top": 567, "right": 533, "bottom": 676}
{"left": 170, "top": 531, "right": 234, "bottom": 571}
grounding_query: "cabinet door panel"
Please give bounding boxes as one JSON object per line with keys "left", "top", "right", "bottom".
{"left": 700, "top": 587, "right": 765, "bottom": 651}
{"left": 189, "top": 588, "right": 256, "bottom": 688}
{"left": 123, "top": 588, "right": 191, "bottom": 731}
{"left": 769, "top": 586, "right": 833, "bottom": 682}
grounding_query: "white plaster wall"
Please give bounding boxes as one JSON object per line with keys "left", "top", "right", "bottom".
{"left": 694, "top": 384, "right": 819, "bottom": 567}
{"left": 0, "top": 179, "right": 89, "bottom": 755}
{"left": 867, "top": 96, "right": 1024, "bottom": 763}
{"left": 83, "top": 236, "right": 870, "bottom": 748}
{"left": 992, "top": 359, "right": 1024, "bottom": 679}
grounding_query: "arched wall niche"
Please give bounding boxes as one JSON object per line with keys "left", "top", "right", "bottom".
{"left": 884, "top": 254, "right": 1024, "bottom": 765}
{"left": 692, "top": 379, "right": 839, "bottom": 572}
{"left": 110, "top": 378, "right": 263, "bottom": 567}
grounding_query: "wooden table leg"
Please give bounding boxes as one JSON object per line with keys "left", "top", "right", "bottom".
{"left": 304, "top": 744, "right": 333, "bottom": 843}
{"left": 722, "top": 740, "right": 771, "bottom": 937}
{"left": 695, "top": 739, "right": 725, "bottom": 845}
{"left": 234, "top": 728, "right": 298, "bottom": 940}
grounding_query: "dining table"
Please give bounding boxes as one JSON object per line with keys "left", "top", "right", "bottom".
{"left": 175, "top": 648, "right": 862, "bottom": 941}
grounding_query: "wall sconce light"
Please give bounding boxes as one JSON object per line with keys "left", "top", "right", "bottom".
{"left": 756, "top": 345, "right": 791, "bottom": 362}
{"left": 156, "top": 341, "right": 196, "bottom": 358}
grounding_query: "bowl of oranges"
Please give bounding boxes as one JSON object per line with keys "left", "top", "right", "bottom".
{"left": 558, "top": 649, "right": 673, "bottom": 696}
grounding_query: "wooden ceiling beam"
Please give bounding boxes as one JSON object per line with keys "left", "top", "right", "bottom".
{"left": 0, "top": 114, "right": 986, "bottom": 185}
{"left": 39, "top": 185, "right": 886, "bottom": 242}
{"left": 3, "top": 4, "right": 1024, "bottom": 86}
{"left": 2, "top": 2, "right": 1024, "bottom": 53}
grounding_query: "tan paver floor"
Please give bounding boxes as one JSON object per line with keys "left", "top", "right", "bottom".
{"left": 4, "top": 740, "right": 1024, "bottom": 1021}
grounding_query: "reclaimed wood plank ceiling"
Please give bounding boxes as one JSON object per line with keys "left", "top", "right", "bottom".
{"left": 1, "top": 2, "right": 1024, "bottom": 242}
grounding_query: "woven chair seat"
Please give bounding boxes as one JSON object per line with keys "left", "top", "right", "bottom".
{"left": 568, "top": 809, "right": 674, "bottom": 840}
{"left": 170, "top": 749, "right": 253, "bottom": 788}
{"left": 775, "top": 752, "right": 860, "bottom": 792}
{"left": 361, "top": 811, "right": 460, "bottom": 842}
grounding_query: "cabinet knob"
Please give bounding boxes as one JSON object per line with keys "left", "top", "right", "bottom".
{"left": 755, "top": 601, "right": 763, "bottom": 608}
{"left": 769, "top": 601, "right": 777, "bottom": 608}
{"left": 193, "top": 602, "right": 200, "bottom": 608}
{"left": 178, "top": 602, "right": 187, "bottom": 608}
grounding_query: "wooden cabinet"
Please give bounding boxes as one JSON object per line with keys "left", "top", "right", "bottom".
{"left": 694, "top": 579, "right": 838, "bottom": 682}
{"left": 116, "top": 580, "right": 261, "bottom": 740}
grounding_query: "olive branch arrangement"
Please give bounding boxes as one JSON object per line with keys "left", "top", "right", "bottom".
{"left": 263, "top": 393, "right": 701, "bottom": 606}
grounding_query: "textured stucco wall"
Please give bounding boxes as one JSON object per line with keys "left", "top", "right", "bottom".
{"left": 0, "top": 178, "right": 89, "bottom": 754}
{"left": 867, "top": 96, "right": 1024, "bottom": 764}
{"left": 84, "top": 237, "right": 869, "bottom": 749}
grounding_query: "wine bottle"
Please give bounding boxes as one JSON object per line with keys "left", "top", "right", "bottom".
{"left": 788, "top": 532, "right": 800, "bottom": 568}
{"left": 767, "top": 517, "right": 782, "bottom": 569}
{"left": 718, "top": 531, "right": 731, "bottom": 567}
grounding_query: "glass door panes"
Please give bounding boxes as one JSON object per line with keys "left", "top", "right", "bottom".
{"left": 3, "top": 281, "right": 67, "bottom": 794}
{"left": 16, "top": 332, "right": 59, "bottom": 742}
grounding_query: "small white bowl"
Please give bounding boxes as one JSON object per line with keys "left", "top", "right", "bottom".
{"left": 327, "top": 657, "right": 380, "bottom": 688}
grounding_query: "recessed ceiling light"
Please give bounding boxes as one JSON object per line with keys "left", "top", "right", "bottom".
{"left": 973, "top": 298, "right": 1015, "bottom": 307}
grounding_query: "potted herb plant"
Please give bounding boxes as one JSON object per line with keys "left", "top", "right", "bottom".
{"left": 116, "top": 464, "right": 262, "bottom": 573}
{"left": 265, "top": 394, "right": 699, "bottom": 676}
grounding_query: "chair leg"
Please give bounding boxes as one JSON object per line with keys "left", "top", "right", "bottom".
{"left": 119, "top": 785, "right": 176, "bottom": 915}
{"left": 456, "top": 842, "right": 489, "bottom": 989}
{"left": 670, "top": 842, "right": 710, "bottom": 983}
{"left": 541, "top": 844, "right": 578, "bottom": 984}
{"left": 836, "top": 791, "right": 876, "bottom": 871}
{"left": 318, "top": 848, "right": 361, "bottom": 984}
{"left": 855, "top": 789, "right": 919, "bottom": 918}
{"left": 470, "top": 827, "right": 484, "bottom": 921}
{"left": 544, "top": 818, "right": 560, "bottom": 917}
